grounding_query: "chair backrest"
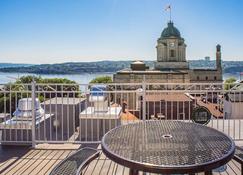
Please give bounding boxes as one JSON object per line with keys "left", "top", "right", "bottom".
{"left": 234, "top": 146, "right": 243, "bottom": 163}
{"left": 49, "top": 147, "right": 100, "bottom": 175}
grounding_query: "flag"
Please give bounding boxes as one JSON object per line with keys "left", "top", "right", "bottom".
{"left": 165, "top": 5, "right": 171, "bottom": 11}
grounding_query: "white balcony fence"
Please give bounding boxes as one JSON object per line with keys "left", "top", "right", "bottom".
{"left": 0, "top": 82, "right": 242, "bottom": 146}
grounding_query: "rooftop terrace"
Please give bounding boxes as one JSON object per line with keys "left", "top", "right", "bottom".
{"left": 0, "top": 82, "right": 243, "bottom": 174}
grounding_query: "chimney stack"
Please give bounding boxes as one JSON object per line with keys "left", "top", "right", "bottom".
{"left": 216, "top": 44, "right": 222, "bottom": 71}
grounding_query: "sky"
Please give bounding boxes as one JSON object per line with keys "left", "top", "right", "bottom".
{"left": 0, "top": 0, "right": 242, "bottom": 64}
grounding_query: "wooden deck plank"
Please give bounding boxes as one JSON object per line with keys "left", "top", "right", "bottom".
{"left": 4, "top": 150, "right": 43, "bottom": 175}
{"left": 3, "top": 149, "right": 42, "bottom": 175}
{"left": 43, "top": 151, "right": 73, "bottom": 175}
{"left": 0, "top": 158, "right": 17, "bottom": 172}
{"left": 21, "top": 149, "right": 64, "bottom": 175}
{"left": 92, "top": 157, "right": 106, "bottom": 175}
{"left": 107, "top": 161, "right": 117, "bottom": 175}
{"left": 100, "top": 158, "right": 113, "bottom": 175}
{"left": 226, "top": 160, "right": 241, "bottom": 175}
{"left": 114, "top": 163, "right": 127, "bottom": 175}
{"left": 83, "top": 158, "right": 99, "bottom": 175}
{"left": 37, "top": 150, "right": 68, "bottom": 175}
{"left": 231, "top": 159, "right": 241, "bottom": 170}
{"left": 23, "top": 150, "right": 54, "bottom": 175}
{"left": 83, "top": 152, "right": 125, "bottom": 175}
{"left": 0, "top": 146, "right": 32, "bottom": 174}
{"left": 17, "top": 150, "right": 49, "bottom": 175}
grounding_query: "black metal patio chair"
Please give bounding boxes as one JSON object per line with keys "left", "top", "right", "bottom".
{"left": 233, "top": 146, "right": 243, "bottom": 174}
{"left": 49, "top": 147, "right": 100, "bottom": 175}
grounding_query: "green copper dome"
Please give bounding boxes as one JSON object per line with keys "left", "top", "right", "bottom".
{"left": 161, "top": 21, "right": 181, "bottom": 39}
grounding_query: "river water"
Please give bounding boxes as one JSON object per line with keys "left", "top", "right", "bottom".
{"left": 0, "top": 72, "right": 240, "bottom": 84}
{"left": 0, "top": 72, "right": 113, "bottom": 84}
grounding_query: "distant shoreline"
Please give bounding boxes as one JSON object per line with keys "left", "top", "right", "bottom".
{"left": 0, "top": 60, "right": 243, "bottom": 75}
{"left": 0, "top": 72, "right": 240, "bottom": 85}
{"left": 0, "top": 71, "right": 116, "bottom": 75}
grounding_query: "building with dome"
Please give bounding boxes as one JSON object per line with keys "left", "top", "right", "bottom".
{"left": 113, "top": 21, "right": 223, "bottom": 84}
{"left": 155, "top": 21, "right": 188, "bottom": 70}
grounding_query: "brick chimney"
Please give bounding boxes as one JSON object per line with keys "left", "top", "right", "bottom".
{"left": 216, "top": 44, "right": 222, "bottom": 71}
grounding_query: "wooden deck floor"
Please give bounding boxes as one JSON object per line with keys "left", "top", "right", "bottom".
{"left": 0, "top": 145, "right": 76, "bottom": 175}
{"left": 0, "top": 144, "right": 242, "bottom": 175}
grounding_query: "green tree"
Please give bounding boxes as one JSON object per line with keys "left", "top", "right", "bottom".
{"left": 224, "top": 77, "right": 237, "bottom": 90}
{"left": 0, "top": 76, "right": 79, "bottom": 113}
{"left": 89, "top": 76, "right": 112, "bottom": 84}
{"left": 15, "top": 75, "right": 42, "bottom": 84}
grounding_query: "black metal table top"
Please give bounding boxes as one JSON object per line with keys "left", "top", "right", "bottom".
{"left": 101, "top": 121, "right": 235, "bottom": 174}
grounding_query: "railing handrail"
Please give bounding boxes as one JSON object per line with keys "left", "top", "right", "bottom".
{"left": 0, "top": 81, "right": 242, "bottom": 145}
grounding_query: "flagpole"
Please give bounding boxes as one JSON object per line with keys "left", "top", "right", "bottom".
{"left": 170, "top": 7, "right": 171, "bottom": 21}
{"left": 165, "top": 5, "right": 172, "bottom": 22}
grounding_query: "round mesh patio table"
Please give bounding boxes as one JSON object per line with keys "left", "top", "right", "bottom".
{"left": 101, "top": 121, "right": 235, "bottom": 175}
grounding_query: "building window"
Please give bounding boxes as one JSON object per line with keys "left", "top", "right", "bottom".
{"left": 170, "top": 50, "right": 176, "bottom": 57}
{"left": 205, "top": 76, "right": 208, "bottom": 80}
{"left": 214, "top": 76, "right": 217, "bottom": 80}
{"left": 197, "top": 76, "right": 199, "bottom": 80}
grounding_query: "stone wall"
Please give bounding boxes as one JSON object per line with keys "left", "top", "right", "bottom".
{"left": 189, "top": 69, "right": 223, "bottom": 83}
{"left": 113, "top": 72, "right": 190, "bottom": 83}
{"left": 154, "top": 61, "right": 189, "bottom": 70}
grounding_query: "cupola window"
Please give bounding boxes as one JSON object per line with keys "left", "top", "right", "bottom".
{"left": 170, "top": 50, "right": 176, "bottom": 58}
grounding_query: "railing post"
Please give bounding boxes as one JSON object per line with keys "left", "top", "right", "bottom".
{"left": 142, "top": 76, "right": 146, "bottom": 121}
{"left": 31, "top": 81, "right": 36, "bottom": 148}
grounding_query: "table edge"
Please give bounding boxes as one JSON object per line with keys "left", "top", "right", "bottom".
{"left": 101, "top": 121, "right": 236, "bottom": 174}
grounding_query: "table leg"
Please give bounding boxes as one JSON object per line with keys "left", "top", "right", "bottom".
{"left": 205, "top": 170, "right": 212, "bottom": 175}
{"left": 129, "top": 169, "right": 139, "bottom": 175}
{"left": 241, "top": 164, "right": 243, "bottom": 175}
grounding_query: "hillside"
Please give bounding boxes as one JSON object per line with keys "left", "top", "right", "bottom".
{"left": 0, "top": 60, "right": 242, "bottom": 74}
{"left": 0, "top": 63, "right": 33, "bottom": 68}
{"left": 0, "top": 61, "right": 152, "bottom": 74}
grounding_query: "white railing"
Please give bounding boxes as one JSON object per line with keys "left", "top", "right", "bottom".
{"left": 0, "top": 82, "right": 242, "bottom": 146}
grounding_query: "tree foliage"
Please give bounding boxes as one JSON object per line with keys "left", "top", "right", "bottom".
{"left": 15, "top": 75, "right": 76, "bottom": 84}
{"left": 0, "top": 76, "right": 79, "bottom": 113}
{"left": 89, "top": 76, "right": 112, "bottom": 84}
{"left": 224, "top": 77, "right": 237, "bottom": 90}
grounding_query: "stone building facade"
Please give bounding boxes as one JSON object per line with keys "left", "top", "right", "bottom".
{"left": 113, "top": 21, "right": 223, "bottom": 84}
{"left": 155, "top": 22, "right": 188, "bottom": 70}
